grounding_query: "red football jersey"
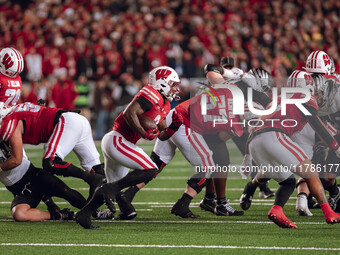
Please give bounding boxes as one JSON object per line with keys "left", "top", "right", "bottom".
{"left": 113, "top": 86, "right": 171, "bottom": 144}
{"left": 0, "top": 103, "right": 60, "bottom": 145}
{"left": 0, "top": 73, "right": 22, "bottom": 106}
{"left": 253, "top": 93, "right": 318, "bottom": 136}
{"left": 175, "top": 88, "right": 244, "bottom": 136}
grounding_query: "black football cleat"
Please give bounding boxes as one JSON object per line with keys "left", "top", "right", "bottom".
{"left": 59, "top": 208, "right": 76, "bottom": 220}
{"left": 171, "top": 200, "right": 200, "bottom": 219}
{"left": 75, "top": 210, "right": 99, "bottom": 229}
{"left": 259, "top": 184, "right": 275, "bottom": 199}
{"left": 115, "top": 192, "right": 137, "bottom": 220}
{"left": 199, "top": 197, "right": 217, "bottom": 214}
{"left": 92, "top": 209, "right": 114, "bottom": 219}
{"left": 240, "top": 181, "right": 257, "bottom": 210}
{"left": 329, "top": 186, "right": 340, "bottom": 211}
{"left": 215, "top": 200, "right": 244, "bottom": 216}
{"left": 240, "top": 193, "right": 253, "bottom": 211}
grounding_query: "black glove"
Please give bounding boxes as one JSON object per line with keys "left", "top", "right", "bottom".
{"left": 312, "top": 141, "right": 328, "bottom": 165}
{"left": 37, "top": 98, "right": 46, "bottom": 106}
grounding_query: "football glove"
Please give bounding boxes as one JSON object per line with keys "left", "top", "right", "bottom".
{"left": 312, "top": 141, "right": 328, "bottom": 164}
{"left": 143, "top": 127, "right": 159, "bottom": 140}
{"left": 239, "top": 154, "right": 252, "bottom": 179}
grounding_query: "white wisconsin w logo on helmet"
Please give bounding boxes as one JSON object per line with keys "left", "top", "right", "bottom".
{"left": 0, "top": 47, "right": 24, "bottom": 78}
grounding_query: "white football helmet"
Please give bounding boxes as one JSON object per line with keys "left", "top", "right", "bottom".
{"left": 148, "top": 66, "right": 180, "bottom": 101}
{"left": 0, "top": 47, "right": 24, "bottom": 78}
{"left": 305, "top": 50, "right": 332, "bottom": 75}
{"left": 287, "top": 70, "right": 315, "bottom": 94}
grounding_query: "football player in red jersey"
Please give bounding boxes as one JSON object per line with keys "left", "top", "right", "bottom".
{"left": 0, "top": 102, "right": 104, "bottom": 200}
{"left": 0, "top": 47, "right": 24, "bottom": 106}
{"left": 155, "top": 85, "right": 245, "bottom": 218}
{"left": 242, "top": 70, "right": 340, "bottom": 228}
{"left": 120, "top": 67, "right": 271, "bottom": 219}
{"left": 113, "top": 81, "right": 245, "bottom": 220}
{"left": 75, "top": 66, "right": 181, "bottom": 229}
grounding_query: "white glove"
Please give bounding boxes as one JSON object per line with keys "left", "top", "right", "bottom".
{"left": 335, "top": 147, "right": 340, "bottom": 158}
{"left": 239, "top": 154, "right": 252, "bottom": 179}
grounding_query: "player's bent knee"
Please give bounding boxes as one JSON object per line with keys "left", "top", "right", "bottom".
{"left": 11, "top": 204, "right": 31, "bottom": 222}
{"left": 42, "top": 157, "right": 72, "bottom": 176}
{"left": 296, "top": 178, "right": 306, "bottom": 188}
{"left": 187, "top": 173, "right": 207, "bottom": 194}
{"left": 143, "top": 168, "right": 157, "bottom": 182}
{"left": 150, "top": 151, "right": 166, "bottom": 172}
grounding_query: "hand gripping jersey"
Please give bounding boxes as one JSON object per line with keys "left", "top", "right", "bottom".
{"left": 175, "top": 87, "right": 244, "bottom": 137}
{"left": 253, "top": 93, "right": 318, "bottom": 137}
{"left": 0, "top": 103, "right": 60, "bottom": 144}
{"left": 113, "top": 86, "right": 171, "bottom": 144}
{"left": 0, "top": 73, "right": 22, "bottom": 106}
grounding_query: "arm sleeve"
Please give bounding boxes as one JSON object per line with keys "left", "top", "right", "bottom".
{"left": 135, "top": 96, "right": 153, "bottom": 112}
{"left": 236, "top": 81, "right": 271, "bottom": 108}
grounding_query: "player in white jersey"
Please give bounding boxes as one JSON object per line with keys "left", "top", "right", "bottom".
{"left": 295, "top": 51, "right": 340, "bottom": 215}
{"left": 0, "top": 139, "right": 91, "bottom": 221}
{"left": 220, "top": 56, "right": 244, "bottom": 80}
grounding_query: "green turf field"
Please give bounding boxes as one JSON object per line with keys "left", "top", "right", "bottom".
{"left": 1, "top": 141, "right": 340, "bottom": 255}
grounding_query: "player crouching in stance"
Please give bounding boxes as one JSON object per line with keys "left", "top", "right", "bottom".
{"left": 75, "top": 66, "right": 180, "bottom": 229}
{"left": 243, "top": 70, "right": 340, "bottom": 228}
{"left": 0, "top": 102, "right": 105, "bottom": 202}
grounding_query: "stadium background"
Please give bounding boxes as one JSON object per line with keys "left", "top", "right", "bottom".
{"left": 1, "top": 0, "right": 340, "bottom": 139}
{"left": 1, "top": 1, "right": 340, "bottom": 254}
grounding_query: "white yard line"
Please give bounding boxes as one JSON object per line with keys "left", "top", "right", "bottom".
{"left": 0, "top": 187, "right": 250, "bottom": 191}
{"left": 1, "top": 243, "right": 339, "bottom": 250}
{"left": 0, "top": 219, "right": 327, "bottom": 225}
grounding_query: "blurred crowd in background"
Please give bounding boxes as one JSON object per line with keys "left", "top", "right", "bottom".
{"left": 1, "top": 0, "right": 339, "bottom": 139}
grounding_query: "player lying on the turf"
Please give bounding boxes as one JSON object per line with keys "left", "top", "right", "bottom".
{"left": 75, "top": 66, "right": 180, "bottom": 229}
{"left": 0, "top": 102, "right": 105, "bottom": 201}
{"left": 0, "top": 138, "right": 85, "bottom": 221}
{"left": 240, "top": 70, "right": 340, "bottom": 228}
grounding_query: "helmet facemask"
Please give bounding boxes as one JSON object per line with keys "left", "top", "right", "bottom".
{"left": 312, "top": 73, "right": 335, "bottom": 108}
